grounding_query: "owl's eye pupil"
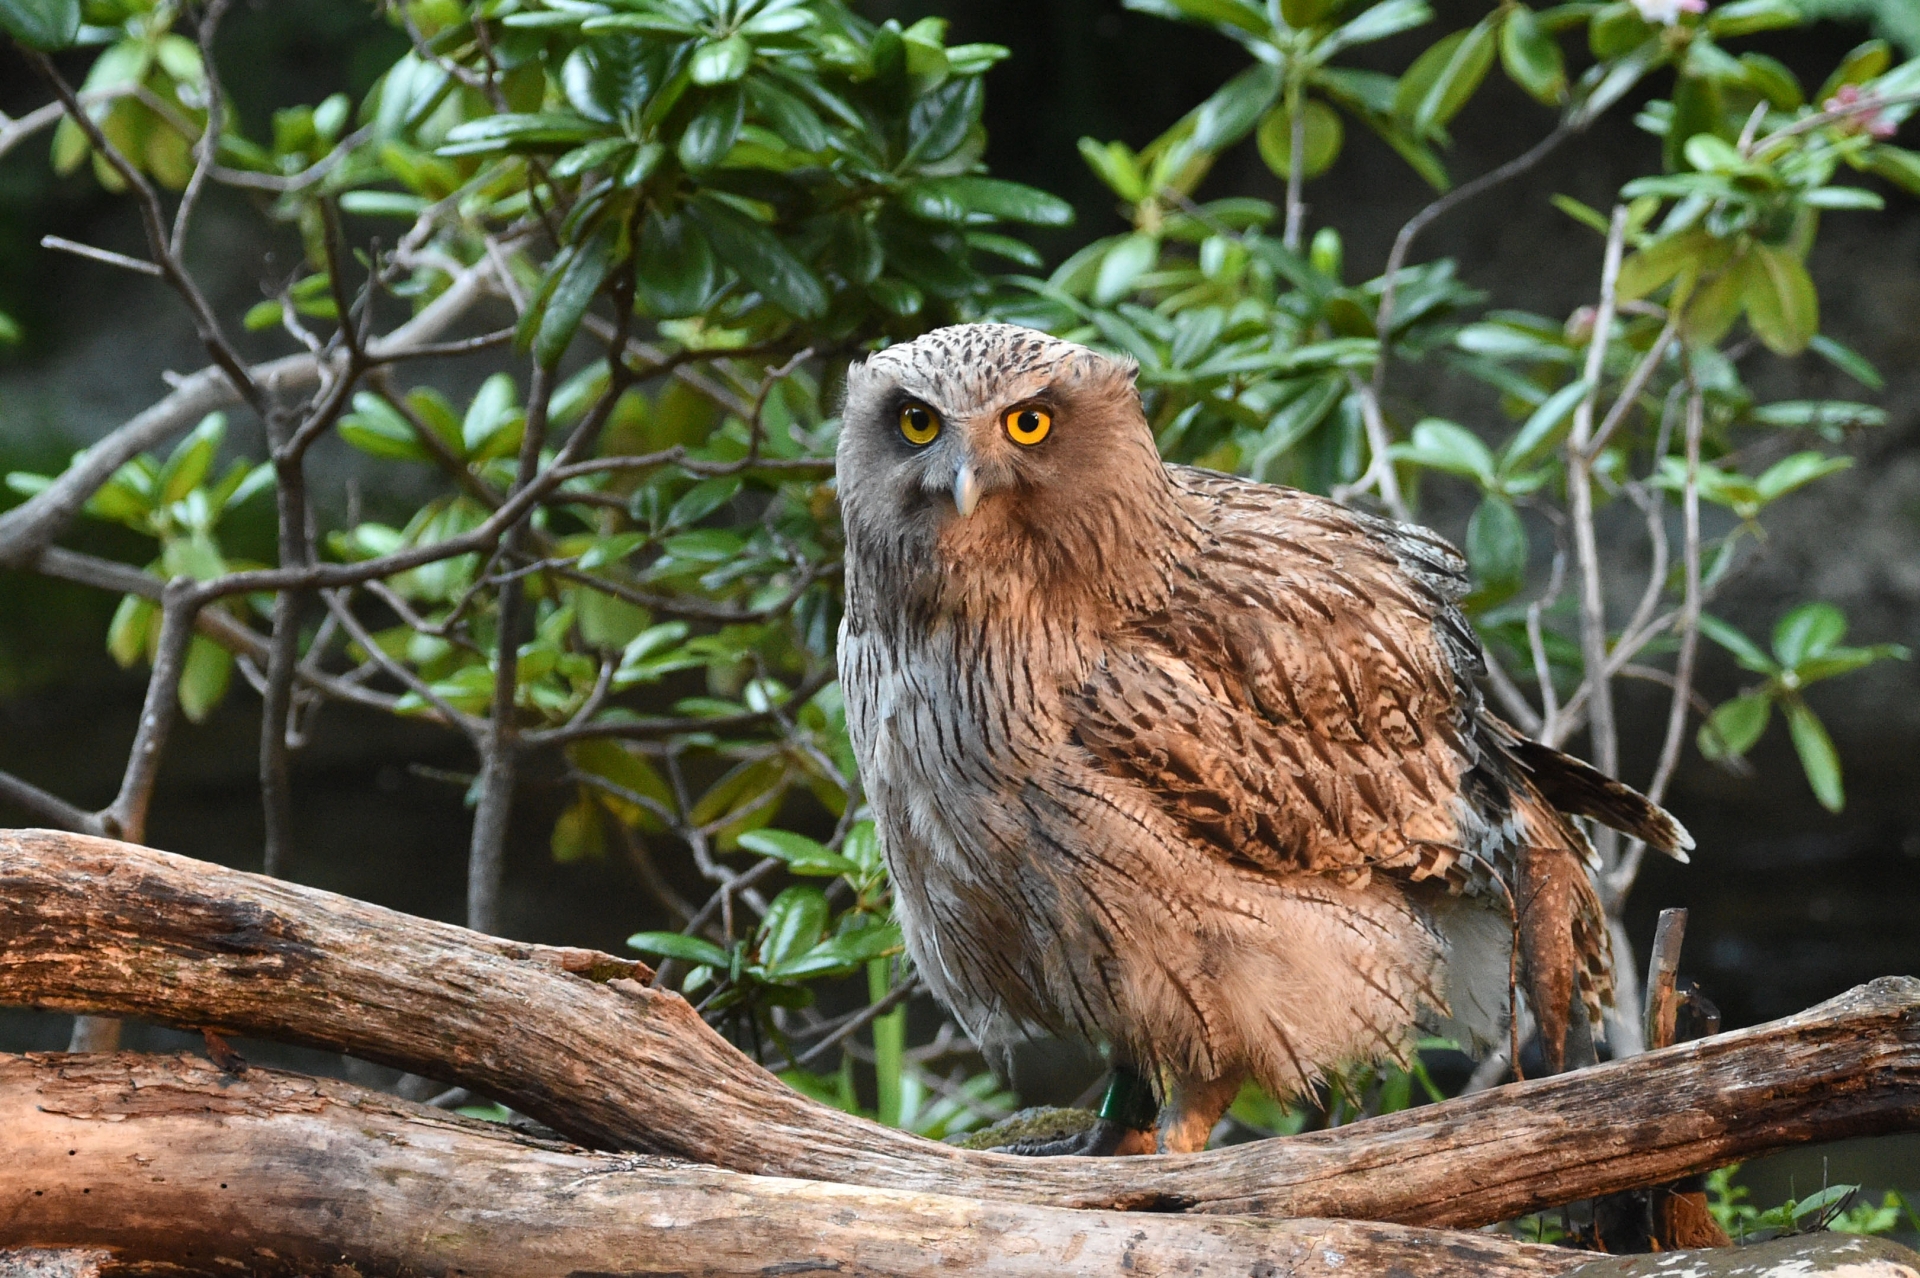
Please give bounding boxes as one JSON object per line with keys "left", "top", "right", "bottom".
{"left": 1019, "top": 412, "right": 1039, "bottom": 431}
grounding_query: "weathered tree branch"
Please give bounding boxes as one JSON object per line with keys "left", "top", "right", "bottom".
{"left": 0, "top": 1052, "right": 1575, "bottom": 1278}
{"left": 2, "top": 829, "right": 1917, "bottom": 1229}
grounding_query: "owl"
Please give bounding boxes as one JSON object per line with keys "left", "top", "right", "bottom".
{"left": 835, "top": 324, "right": 1689, "bottom": 1154}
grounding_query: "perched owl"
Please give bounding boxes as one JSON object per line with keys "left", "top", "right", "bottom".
{"left": 835, "top": 323, "right": 1690, "bottom": 1154}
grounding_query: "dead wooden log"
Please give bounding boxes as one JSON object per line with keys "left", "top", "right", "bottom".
{"left": 0, "top": 1052, "right": 1577, "bottom": 1278}
{"left": 3, "top": 829, "right": 1917, "bottom": 1227}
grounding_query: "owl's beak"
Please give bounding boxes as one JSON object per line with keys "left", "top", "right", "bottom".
{"left": 952, "top": 461, "right": 983, "bottom": 518}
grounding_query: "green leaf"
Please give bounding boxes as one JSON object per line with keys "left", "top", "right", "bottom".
{"left": 462, "top": 374, "right": 525, "bottom": 460}
{"left": 535, "top": 222, "right": 618, "bottom": 367}
{"left": 678, "top": 87, "right": 747, "bottom": 171}
{"left": 627, "top": 930, "right": 731, "bottom": 967}
{"left": 1092, "top": 233, "right": 1159, "bottom": 305}
{"left": 107, "top": 593, "right": 156, "bottom": 668}
{"left": 1192, "top": 63, "right": 1283, "bottom": 150}
{"left": 1706, "top": 0, "right": 1803, "bottom": 40}
{"left": 757, "top": 885, "right": 831, "bottom": 969}
{"left": 1322, "top": 0, "right": 1433, "bottom": 56}
{"left": 1500, "top": 6, "right": 1568, "bottom": 105}
{"left": 1754, "top": 451, "right": 1850, "bottom": 503}
{"left": 1391, "top": 418, "right": 1495, "bottom": 484}
{"left": 636, "top": 210, "right": 717, "bottom": 319}
{"left": 1699, "top": 614, "right": 1779, "bottom": 674}
{"left": 686, "top": 197, "right": 827, "bottom": 318}
{"left": 736, "top": 828, "right": 858, "bottom": 877}
{"left": 0, "top": 0, "right": 79, "bottom": 49}
{"left": 690, "top": 33, "right": 752, "bottom": 85}
{"left": 551, "top": 795, "right": 607, "bottom": 863}
{"left": 1466, "top": 495, "right": 1527, "bottom": 596}
{"left": 1398, "top": 17, "right": 1498, "bottom": 138}
{"left": 1772, "top": 601, "right": 1846, "bottom": 668}
{"left": 1816, "top": 39, "right": 1891, "bottom": 106}
{"left": 1808, "top": 334, "right": 1884, "bottom": 391}
{"left": 773, "top": 923, "right": 905, "bottom": 979}
{"left": 907, "top": 176, "right": 1074, "bottom": 226}
{"left": 1501, "top": 378, "right": 1589, "bottom": 473}
{"left": 1784, "top": 697, "right": 1843, "bottom": 812}
{"left": 157, "top": 414, "right": 225, "bottom": 507}
{"left": 1255, "top": 100, "right": 1344, "bottom": 180}
{"left": 1077, "top": 137, "right": 1148, "bottom": 203}
{"left": 1699, "top": 691, "right": 1772, "bottom": 760}
{"left": 1280, "top": 0, "right": 1340, "bottom": 28}
{"left": 1749, "top": 400, "right": 1884, "bottom": 431}
{"left": 1155, "top": 0, "right": 1269, "bottom": 37}
{"left": 437, "top": 112, "right": 600, "bottom": 157}
{"left": 1863, "top": 144, "right": 1920, "bottom": 199}
{"left": 177, "top": 634, "right": 233, "bottom": 724}
{"left": 339, "top": 392, "right": 431, "bottom": 463}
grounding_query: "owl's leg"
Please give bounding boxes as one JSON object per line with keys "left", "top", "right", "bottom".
{"left": 1155, "top": 1069, "right": 1245, "bottom": 1154}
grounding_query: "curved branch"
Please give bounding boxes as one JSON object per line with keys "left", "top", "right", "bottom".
{"left": 2, "top": 831, "right": 1918, "bottom": 1230}
{"left": 0, "top": 1053, "right": 1575, "bottom": 1278}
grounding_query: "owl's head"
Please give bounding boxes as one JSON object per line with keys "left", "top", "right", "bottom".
{"left": 836, "top": 324, "right": 1165, "bottom": 582}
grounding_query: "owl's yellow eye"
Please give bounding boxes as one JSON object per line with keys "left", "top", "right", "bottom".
{"left": 899, "top": 402, "right": 940, "bottom": 446}
{"left": 1004, "top": 406, "right": 1052, "bottom": 446}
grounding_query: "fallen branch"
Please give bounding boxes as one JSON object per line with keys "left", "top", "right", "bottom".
{"left": 0, "top": 1052, "right": 1574, "bottom": 1278}
{"left": 2, "top": 829, "right": 1917, "bottom": 1228}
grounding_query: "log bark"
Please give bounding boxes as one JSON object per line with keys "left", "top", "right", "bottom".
{"left": 0, "top": 1052, "right": 1578, "bottom": 1278}
{"left": 3, "top": 829, "right": 1918, "bottom": 1228}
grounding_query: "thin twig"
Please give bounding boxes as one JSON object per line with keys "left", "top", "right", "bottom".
{"left": 169, "top": 0, "right": 232, "bottom": 259}
{"left": 1565, "top": 207, "right": 1629, "bottom": 815}
{"left": 39, "top": 236, "right": 163, "bottom": 278}
{"left": 102, "top": 584, "right": 202, "bottom": 844}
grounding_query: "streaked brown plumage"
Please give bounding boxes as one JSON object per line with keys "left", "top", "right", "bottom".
{"left": 835, "top": 323, "right": 1690, "bottom": 1153}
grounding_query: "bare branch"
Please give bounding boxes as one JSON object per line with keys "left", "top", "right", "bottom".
{"left": 169, "top": 0, "right": 233, "bottom": 259}
{"left": 37, "top": 235, "right": 163, "bottom": 278}
{"left": 0, "top": 262, "right": 493, "bottom": 567}
{"left": 0, "top": 769, "right": 103, "bottom": 835}
{"left": 101, "top": 584, "right": 202, "bottom": 844}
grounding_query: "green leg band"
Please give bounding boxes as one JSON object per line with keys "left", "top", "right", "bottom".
{"left": 1096, "top": 1068, "right": 1158, "bottom": 1131}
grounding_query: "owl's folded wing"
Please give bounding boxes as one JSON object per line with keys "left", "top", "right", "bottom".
{"left": 1067, "top": 468, "right": 1508, "bottom": 892}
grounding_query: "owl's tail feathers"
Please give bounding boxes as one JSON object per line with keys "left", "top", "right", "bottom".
{"left": 1500, "top": 733, "right": 1694, "bottom": 861}
{"left": 1512, "top": 797, "right": 1615, "bottom": 1076}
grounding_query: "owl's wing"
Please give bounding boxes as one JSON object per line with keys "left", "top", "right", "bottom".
{"left": 1069, "top": 467, "right": 1505, "bottom": 892}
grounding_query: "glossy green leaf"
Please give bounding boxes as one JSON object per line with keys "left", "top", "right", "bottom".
{"left": 1807, "top": 334, "right": 1884, "bottom": 391}
{"left": 687, "top": 198, "right": 827, "bottom": 318}
{"left": 1700, "top": 614, "right": 1779, "bottom": 674}
{"left": 1192, "top": 63, "right": 1282, "bottom": 150}
{"left": 737, "top": 827, "right": 858, "bottom": 876}
{"left": 907, "top": 176, "right": 1074, "bottom": 226}
{"left": 1322, "top": 0, "right": 1433, "bottom": 56}
{"left": 1773, "top": 601, "right": 1846, "bottom": 668}
{"left": 177, "top": 634, "right": 233, "bottom": 724}
{"left": 1501, "top": 378, "right": 1590, "bottom": 473}
{"left": 339, "top": 393, "right": 432, "bottom": 463}
{"left": 107, "top": 593, "right": 156, "bottom": 668}
{"left": 1392, "top": 417, "right": 1495, "bottom": 484}
{"left": 1754, "top": 451, "right": 1850, "bottom": 503}
{"left": 1706, "top": 0, "right": 1802, "bottom": 40}
{"left": 1466, "top": 495, "right": 1527, "bottom": 595}
{"left": 758, "top": 885, "right": 831, "bottom": 968}
{"left": 157, "top": 414, "right": 225, "bottom": 507}
{"left": 628, "top": 931, "right": 731, "bottom": 967}
{"left": 1751, "top": 243, "right": 1820, "bottom": 355}
{"left": 690, "top": 33, "right": 752, "bottom": 85}
{"left": 1698, "top": 691, "right": 1771, "bottom": 760}
{"left": 551, "top": 795, "right": 607, "bottom": 863}
{"left": 636, "top": 210, "right": 718, "bottom": 318}
{"left": 1399, "top": 18, "right": 1498, "bottom": 137}
{"left": 535, "top": 221, "right": 618, "bottom": 367}
{"left": 1093, "top": 233, "right": 1160, "bottom": 305}
{"left": 0, "top": 0, "right": 79, "bottom": 49}
{"left": 678, "top": 87, "right": 747, "bottom": 171}
{"left": 1256, "top": 100, "right": 1343, "bottom": 180}
{"left": 1500, "top": 6, "right": 1567, "bottom": 106}
{"left": 1816, "top": 39, "right": 1892, "bottom": 106}
{"left": 1784, "top": 698, "right": 1843, "bottom": 811}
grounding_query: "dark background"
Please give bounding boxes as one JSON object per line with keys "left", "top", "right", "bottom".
{"left": 2, "top": 0, "right": 1918, "bottom": 1208}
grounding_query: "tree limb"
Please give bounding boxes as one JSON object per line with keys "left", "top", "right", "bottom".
{"left": 0, "top": 1052, "right": 1576, "bottom": 1278}
{"left": 3, "top": 831, "right": 1918, "bottom": 1229}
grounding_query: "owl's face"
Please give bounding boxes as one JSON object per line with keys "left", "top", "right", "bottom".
{"left": 836, "top": 324, "right": 1161, "bottom": 584}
